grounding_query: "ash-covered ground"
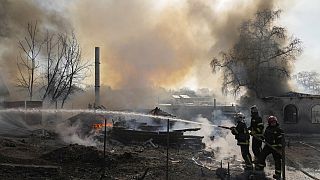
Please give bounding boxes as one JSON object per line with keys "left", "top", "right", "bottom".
{"left": 0, "top": 110, "right": 319, "bottom": 180}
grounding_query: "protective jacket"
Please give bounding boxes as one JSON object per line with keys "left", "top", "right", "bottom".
{"left": 249, "top": 113, "right": 264, "bottom": 136}
{"left": 264, "top": 124, "right": 284, "bottom": 148}
{"left": 231, "top": 121, "right": 250, "bottom": 145}
{"left": 257, "top": 124, "right": 284, "bottom": 176}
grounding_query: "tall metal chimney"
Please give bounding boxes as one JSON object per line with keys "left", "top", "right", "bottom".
{"left": 95, "top": 47, "right": 100, "bottom": 107}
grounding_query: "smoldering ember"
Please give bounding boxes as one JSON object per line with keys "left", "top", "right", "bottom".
{"left": 0, "top": 1, "right": 320, "bottom": 180}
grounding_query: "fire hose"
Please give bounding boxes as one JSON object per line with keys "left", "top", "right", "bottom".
{"left": 218, "top": 126, "right": 320, "bottom": 180}
{"left": 250, "top": 134, "right": 319, "bottom": 180}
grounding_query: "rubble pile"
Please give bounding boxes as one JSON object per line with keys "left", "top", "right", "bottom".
{"left": 108, "top": 127, "right": 205, "bottom": 149}
{"left": 41, "top": 144, "right": 104, "bottom": 165}
{"left": 0, "top": 163, "right": 60, "bottom": 179}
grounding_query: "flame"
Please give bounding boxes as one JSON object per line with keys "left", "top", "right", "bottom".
{"left": 92, "top": 123, "right": 113, "bottom": 129}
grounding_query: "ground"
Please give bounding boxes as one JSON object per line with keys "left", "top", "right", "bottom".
{"left": 0, "top": 135, "right": 216, "bottom": 180}
{"left": 0, "top": 134, "right": 319, "bottom": 179}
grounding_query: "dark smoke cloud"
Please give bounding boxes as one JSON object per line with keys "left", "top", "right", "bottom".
{"left": 0, "top": 0, "right": 69, "bottom": 100}
{"left": 67, "top": 85, "right": 171, "bottom": 110}
{"left": 0, "top": 0, "right": 292, "bottom": 109}
{"left": 71, "top": 0, "right": 278, "bottom": 89}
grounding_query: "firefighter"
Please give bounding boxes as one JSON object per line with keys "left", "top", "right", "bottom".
{"left": 256, "top": 116, "right": 284, "bottom": 179}
{"left": 231, "top": 113, "right": 253, "bottom": 170}
{"left": 248, "top": 105, "right": 264, "bottom": 162}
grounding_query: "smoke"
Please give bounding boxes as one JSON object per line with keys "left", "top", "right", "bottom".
{"left": 0, "top": 0, "right": 69, "bottom": 99}
{"left": 64, "top": 85, "right": 171, "bottom": 110}
{"left": 55, "top": 120, "right": 100, "bottom": 147}
{"left": 69, "top": 0, "right": 280, "bottom": 103}
{"left": 210, "top": 110, "right": 241, "bottom": 160}
{"left": 0, "top": 112, "right": 32, "bottom": 136}
{"left": 174, "top": 113, "right": 241, "bottom": 161}
{"left": 0, "top": 0, "right": 290, "bottom": 107}
{"left": 213, "top": 8, "right": 302, "bottom": 102}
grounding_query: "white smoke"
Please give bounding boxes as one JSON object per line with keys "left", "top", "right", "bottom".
{"left": 211, "top": 110, "right": 242, "bottom": 161}
{"left": 0, "top": 111, "right": 32, "bottom": 136}
{"left": 55, "top": 120, "right": 101, "bottom": 147}
{"left": 183, "top": 112, "right": 241, "bottom": 161}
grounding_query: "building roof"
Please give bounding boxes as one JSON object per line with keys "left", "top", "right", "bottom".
{"left": 279, "top": 91, "right": 320, "bottom": 97}
{"left": 172, "top": 95, "right": 180, "bottom": 99}
{"left": 180, "top": 95, "right": 191, "bottom": 99}
{"left": 262, "top": 91, "right": 320, "bottom": 100}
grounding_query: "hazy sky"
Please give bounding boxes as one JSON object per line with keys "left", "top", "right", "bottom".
{"left": 1, "top": 0, "right": 319, "bottom": 92}
{"left": 280, "top": 0, "right": 320, "bottom": 73}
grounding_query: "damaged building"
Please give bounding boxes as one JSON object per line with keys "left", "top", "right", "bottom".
{"left": 260, "top": 91, "right": 320, "bottom": 135}
{"left": 159, "top": 94, "right": 236, "bottom": 121}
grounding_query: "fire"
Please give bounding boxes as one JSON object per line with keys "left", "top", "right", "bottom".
{"left": 92, "top": 123, "right": 113, "bottom": 129}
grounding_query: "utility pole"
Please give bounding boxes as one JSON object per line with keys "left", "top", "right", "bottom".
{"left": 166, "top": 119, "right": 170, "bottom": 180}
{"left": 282, "top": 134, "right": 286, "bottom": 180}
{"left": 104, "top": 118, "right": 107, "bottom": 161}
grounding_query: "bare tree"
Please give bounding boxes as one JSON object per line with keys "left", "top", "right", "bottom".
{"left": 17, "top": 22, "right": 42, "bottom": 100}
{"left": 293, "top": 71, "right": 320, "bottom": 94}
{"left": 42, "top": 32, "right": 89, "bottom": 107}
{"left": 17, "top": 22, "right": 89, "bottom": 107}
{"left": 211, "top": 10, "right": 302, "bottom": 98}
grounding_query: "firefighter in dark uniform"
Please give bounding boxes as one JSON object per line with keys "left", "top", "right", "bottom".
{"left": 248, "top": 105, "right": 264, "bottom": 162}
{"left": 231, "top": 113, "right": 253, "bottom": 170}
{"left": 256, "top": 116, "right": 284, "bottom": 179}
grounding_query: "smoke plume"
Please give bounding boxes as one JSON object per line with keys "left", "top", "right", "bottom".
{"left": 177, "top": 113, "right": 241, "bottom": 161}
{"left": 71, "top": 0, "right": 278, "bottom": 90}
{"left": 0, "top": 0, "right": 289, "bottom": 108}
{"left": 0, "top": 0, "right": 70, "bottom": 100}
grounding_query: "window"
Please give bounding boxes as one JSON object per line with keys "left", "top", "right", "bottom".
{"left": 312, "top": 105, "right": 320, "bottom": 124}
{"left": 284, "top": 104, "right": 298, "bottom": 123}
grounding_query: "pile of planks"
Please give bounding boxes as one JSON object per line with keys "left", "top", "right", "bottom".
{"left": 108, "top": 127, "right": 205, "bottom": 149}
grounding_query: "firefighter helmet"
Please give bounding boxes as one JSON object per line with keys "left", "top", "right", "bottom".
{"left": 250, "top": 105, "right": 258, "bottom": 113}
{"left": 268, "top": 116, "right": 278, "bottom": 125}
{"left": 235, "top": 112, "right": 245, "bottom": 121}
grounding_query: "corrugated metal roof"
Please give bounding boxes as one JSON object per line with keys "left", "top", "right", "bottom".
{"left": 180, "top": 95, "right": 191, "bottom": 99}
{"left": 172, "top": 95, "right": 180, "bottom": 99}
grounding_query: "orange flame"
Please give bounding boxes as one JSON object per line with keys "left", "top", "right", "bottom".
{"left": 92, "top": 123, "right": 113, "bottom": 129}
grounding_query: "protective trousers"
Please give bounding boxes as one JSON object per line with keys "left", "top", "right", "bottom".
{"left": 256, "top": 146, "right": 282, "bottom": 176}
{"left": 252, "top": 136, "right": 262, "bottom": 160}
{"left": 240, "top": 144, "right": 253, "bottom": 169}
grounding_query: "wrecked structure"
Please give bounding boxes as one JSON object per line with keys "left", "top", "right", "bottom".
{"left": 260, "top": 91, "right": 320, "bottom": 135}
{"left": 67, "top": 107, "right": 206, "bottom": 149}
{"left": 159, "top": 103, "right": 236, "bottom": 122}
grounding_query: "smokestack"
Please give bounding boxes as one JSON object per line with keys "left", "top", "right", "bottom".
{"left": 95, "top": 47, "right": 100, "bottom": 107}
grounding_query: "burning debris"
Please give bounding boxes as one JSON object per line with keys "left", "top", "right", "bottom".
{"left": 0, "top": 0, "right": 319, "bottom": 179}
{"left": 72, "top": 107, "right": 207, "bottom": 149}
{"left": 0, "top": 107, "right": 319, "bottom": 179}
{"left": 108, "top": 127, "right": 204, "bottom": 149}
{"left": 92, "top": 122, "right": 113, "bottom": 130}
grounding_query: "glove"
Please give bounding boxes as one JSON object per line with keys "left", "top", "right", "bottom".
{"left": 230, "top": 127, "right": 236, "bottom": 135}
{"left": 250, "top": 131, "right": 255, "bottom": 136}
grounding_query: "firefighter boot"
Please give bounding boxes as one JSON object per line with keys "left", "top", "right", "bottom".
{"left": 273, "top": 174, "right": 281, "bottom": 180}
{"left": 244, "top": 164, "right": 253, "bottom": 171}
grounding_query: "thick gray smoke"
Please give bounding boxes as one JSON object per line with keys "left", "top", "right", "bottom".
{"left": 0, "top": 112, "right": 31, "bottom": 136}
{"left": 71, "top": 0, "right": 278, "bottom": 89}
{"left": 0, "top": 0, "right": 69, "bottom": 100}
{"left": 0, "top": 0, "right": 291, "bottom": 109}
{"left": 211, "top": 9, "right": 302, "bottom": 103}
{"left": 67, "top": 0, "right": 281, "bottom": 108}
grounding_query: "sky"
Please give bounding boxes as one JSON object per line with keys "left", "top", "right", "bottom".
{"left": 280, "top": 0, "right": 320, "bottom": 74}
{"left": 1, "top": 0, "right": 320, "bottom": 98}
